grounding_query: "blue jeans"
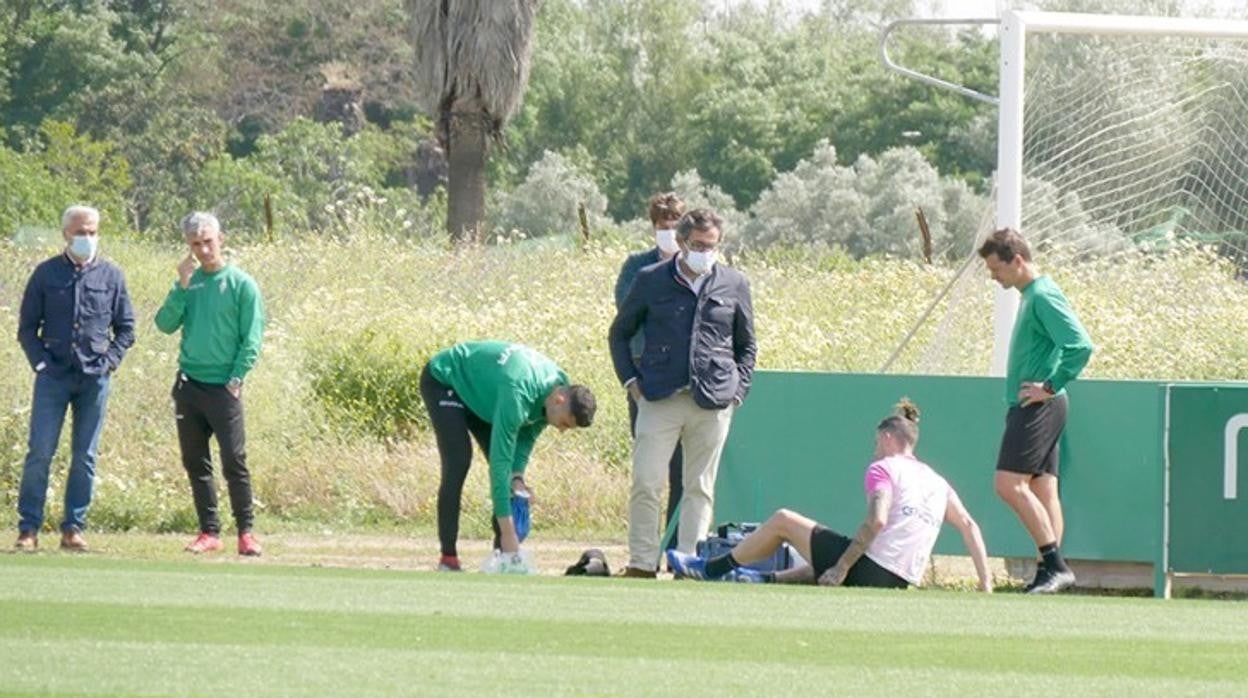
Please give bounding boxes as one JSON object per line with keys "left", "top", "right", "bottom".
{"left": 18, "top": 371, "right": 111, "bottom": 534}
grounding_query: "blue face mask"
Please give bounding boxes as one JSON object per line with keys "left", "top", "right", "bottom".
{"left": 69, "top": 235, "right": 98, "bottom": 261}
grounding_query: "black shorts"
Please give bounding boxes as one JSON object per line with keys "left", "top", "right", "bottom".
{"left": 996, "top": 393, "right": 1068, "bottom": 477}
{"left": 809, "top": 526, "right": 909, "bottom": 589}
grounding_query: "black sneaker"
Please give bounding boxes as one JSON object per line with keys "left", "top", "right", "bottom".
{"left": 1023, "top": 561, "right": 1044, "bottom": 592}
{"left": 1028, "top": 568, "right": 1076, "bottom": 594}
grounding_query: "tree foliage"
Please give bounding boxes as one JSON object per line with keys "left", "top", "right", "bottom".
{"left": 491, "top": 150, "right": 609, "bottom": 238}
{"left": 0, "top": 120, "right": 130, "bottom": 236}
{"left": 747, "top": 141, "right": 988, "bottom": 258}
{"left": 2, "top": 0, "right": 1219, "bottom": 254}
{"left": 505, "top": 0, "right": 998, "bottom": 221}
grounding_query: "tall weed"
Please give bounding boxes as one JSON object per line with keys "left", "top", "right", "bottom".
{"left": 2, "top": 232, "right": 1246, "bottom": 535}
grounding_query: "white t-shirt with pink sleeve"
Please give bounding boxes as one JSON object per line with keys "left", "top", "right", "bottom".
{"left": 862, "top": 454, "right": 951, "bottom": 585}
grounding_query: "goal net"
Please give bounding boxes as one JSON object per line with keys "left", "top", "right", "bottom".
{"left": 892, "top": 13, "right": 1248, "bottom": 379}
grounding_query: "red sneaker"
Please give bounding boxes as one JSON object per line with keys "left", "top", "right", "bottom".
{"left": 185, "top": 532, "right": 223, "bottom": 554}
{"left": 237, "top": 532, "right": 262, "bottom": 557}
{"left": 437, "top": 555, "right": 462, "bottom": 571}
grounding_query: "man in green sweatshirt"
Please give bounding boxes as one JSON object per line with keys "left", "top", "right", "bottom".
{"left": 980, "top": 227, "right": 1093, "bottom": 595}
{"left": 421, "top": 341, "right": 596, "bottom": 572}
{"left": 155, "top": 212, "right": 265, "bottom": 557}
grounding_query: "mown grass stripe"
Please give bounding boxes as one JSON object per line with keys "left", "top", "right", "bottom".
{"left": 3, "top": 557, "right": 1244, "bottom": 645}
{"left": 0, "top": 638, "right": 1240, "bottom": 697}
{"left": 2, "top": 599, "right": 1245, "bottom": 683}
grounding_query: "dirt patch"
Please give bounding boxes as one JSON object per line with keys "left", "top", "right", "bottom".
{"left": 75, "top": 532, "right": 632, "bottom": 577}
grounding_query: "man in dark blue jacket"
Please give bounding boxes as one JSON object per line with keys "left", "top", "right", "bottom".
{"left": 613, "top": 192, "right": 685, "bottom": 555}
{"left": 15, "top": 205, "right": 135, "bottom": 552}
{"left": 609, "top": 208, "right": 756, "bottom": 577}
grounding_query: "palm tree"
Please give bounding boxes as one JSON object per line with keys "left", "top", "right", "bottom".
{"left": 407, "top": 0, "right": 540, "bottom": 243}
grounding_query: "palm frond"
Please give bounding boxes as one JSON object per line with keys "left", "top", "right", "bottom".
{"left": 405, "top": 0, "right": 450, "bottom": 114}
{"left": 407, "top": 0, "right": 539, "bottom": 133}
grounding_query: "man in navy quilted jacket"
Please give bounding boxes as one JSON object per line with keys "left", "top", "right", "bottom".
{"left": 609, "top": 208, "right": 756, "bottom": 578}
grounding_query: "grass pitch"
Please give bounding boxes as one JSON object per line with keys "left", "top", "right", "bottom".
{"left": 1, "top": 552, "right": 1246, "bottom": 697}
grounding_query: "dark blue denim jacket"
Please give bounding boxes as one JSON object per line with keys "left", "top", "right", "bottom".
{"left": 17, "top": 253, "right": 136, "bottom": 377}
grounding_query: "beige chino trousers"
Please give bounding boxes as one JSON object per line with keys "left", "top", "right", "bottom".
{"left": 628, "top": 391, "right": 735, "bottom": 571}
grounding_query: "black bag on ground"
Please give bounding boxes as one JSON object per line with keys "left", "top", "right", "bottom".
{"left": 565, "top": 548, "right": 610, "bottom": 576}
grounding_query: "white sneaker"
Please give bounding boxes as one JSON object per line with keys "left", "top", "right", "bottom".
{"left": 500, "top": 551, "right": 535, "bottom": 575}
{"left": 480, "top": 549, "right": 535, "bottom": 575}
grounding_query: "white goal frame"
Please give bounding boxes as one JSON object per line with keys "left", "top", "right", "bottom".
{"left": 991, "top": 10, "right": 1248, "bottom": 374}
{"left": 881, "top": 13, "right": 1248, "bottom": 598}
{"left": 881, "top": 10, "right": 1248, "bottom": 375}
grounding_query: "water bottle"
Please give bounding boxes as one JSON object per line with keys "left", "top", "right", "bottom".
{"left": 512, "top": 492, "right": 532, "bottom": 542}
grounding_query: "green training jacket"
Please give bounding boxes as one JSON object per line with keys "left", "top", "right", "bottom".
{"left": 1006, "top": 275, "right": 1093, "bottom": 407}
{"left": 154, "top": 264, "right": 265, "bottom": 385}
{"left": 428, "top": 341, "right": 568, "bottom": 517}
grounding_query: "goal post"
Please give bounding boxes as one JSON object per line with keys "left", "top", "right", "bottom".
{"left": 881, "top": 10, "right": 1248, "bottom": 377}
{"left": 992, "top": 10, "right": 1248, "bottom": 375}
{"left": 872, "top": 11, "right": 1248, "bottom": 595}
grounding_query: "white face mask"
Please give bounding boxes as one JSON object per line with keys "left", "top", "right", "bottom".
{"left": 69, "top": 234, "right": 98, "bottom": 261}
{"left": 654, "top": 228, "right": 679, "bottom": 255}
{"left": 683, "top": 249, "right": 717, "bottom": 276}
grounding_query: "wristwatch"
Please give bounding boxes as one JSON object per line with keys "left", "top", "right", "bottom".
{"left": 1042, "top": 380, "right": 1055, "bottom": 395}
{"left": 227, "top": 377, "right": 243, "bottom": 391}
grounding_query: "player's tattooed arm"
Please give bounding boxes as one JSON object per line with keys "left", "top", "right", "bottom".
{"left": 819, "top": 489, "right": 890, "bottom": 586}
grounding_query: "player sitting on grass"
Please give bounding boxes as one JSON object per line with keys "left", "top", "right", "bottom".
{"left": 668, "top": 399, "right": 992, "bottom": 591}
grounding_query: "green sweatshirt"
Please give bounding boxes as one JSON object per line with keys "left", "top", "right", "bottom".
{"left": 154, "top": 265, "right": 265, "bottom": 384}
{"left": 427, "top": 341, "right": 568, "bottom": 517}
{"left": 1006, "top": 275, "right": 1093, "bottom": 407}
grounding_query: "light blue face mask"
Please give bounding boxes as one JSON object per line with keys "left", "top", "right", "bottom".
{"left": 69, "top": 234, "right": 98, "bottom": 260}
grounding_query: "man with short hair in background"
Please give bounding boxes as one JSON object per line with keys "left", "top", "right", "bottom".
{"left": 155, "top": 212, "right": 266, "bottom": 556}
{"left": 979, "top": 227, "right": 1093, "bottom": 594}
{"left": 613, "top": 192, "right": 686, "bottom": 555}
{"left": 609, "top": 208, "right": 757, "bottom": 578}
{"left": 16, "top": 205, "right": 135, "bottom": 552}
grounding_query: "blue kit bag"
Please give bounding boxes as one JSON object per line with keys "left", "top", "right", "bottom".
{"left": 696, "top": 522, "right": 802, "bottom": 573}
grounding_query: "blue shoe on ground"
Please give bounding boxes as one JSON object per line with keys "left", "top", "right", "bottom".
{"left": 727, "top": 567, "right": 766, "bottom": 583}
{"left": 666, "top": 550, "right": 712, "bottom": 580}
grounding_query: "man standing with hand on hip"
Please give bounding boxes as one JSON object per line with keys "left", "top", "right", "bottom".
{"left": 16, "top": 205, "right": 135, "bottom": 552}
{"left": 609, "top": 208, "right": 757, "bottom": 578}
{"left": 155, "top": 212, "right": 266, "bottom": 556}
